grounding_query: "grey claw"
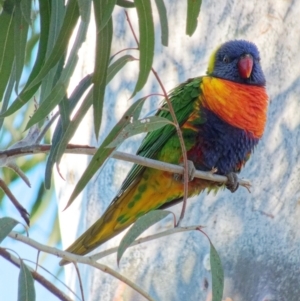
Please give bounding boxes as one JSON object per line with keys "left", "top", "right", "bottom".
{"left": 226, "top": 172, "right": 239, "bottom": 193}
{"left": 173, "top": 160, "right": 196, "bottom": 182}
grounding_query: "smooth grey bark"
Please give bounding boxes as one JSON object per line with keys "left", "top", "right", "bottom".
{"left": 57, "top": 1, "right": 300, "bottom": 300}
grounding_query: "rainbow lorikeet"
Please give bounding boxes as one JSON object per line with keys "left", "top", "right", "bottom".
{"left": 60, "top": 40, "right": 268, "bottom": 263}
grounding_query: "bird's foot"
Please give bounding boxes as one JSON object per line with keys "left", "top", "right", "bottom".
{"left": 174, "top": 160, "right": 196, "bottom": 182}
{"left": 225, "top": 172, "right": 239, "bottom": 193}
{"left": 210, "top": 167, "right": 218, "bottom": 174}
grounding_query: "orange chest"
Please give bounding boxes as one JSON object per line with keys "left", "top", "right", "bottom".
{"left": 200, "top": 77, "right": 268, "bottom": 138}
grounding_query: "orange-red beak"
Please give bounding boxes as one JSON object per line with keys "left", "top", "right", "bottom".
{"left": 238, "top": 54, "right": 253, "bottom": 79}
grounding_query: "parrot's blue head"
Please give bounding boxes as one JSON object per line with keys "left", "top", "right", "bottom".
{"left": 207, "top": 40, "right": 266, "bottom": 86}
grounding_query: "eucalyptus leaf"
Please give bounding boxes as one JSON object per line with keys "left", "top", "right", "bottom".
{"left": 0, "top": 9, "right": 15, "bottom": 102}
{"left": 25, "top": 0, "right": 79, "bottom": 91}
{"left": 186, "top": 0, "right": 202, "bottom": 36}
{"left": 154, "top": 0, "right": 168, "bottom": 46}
{"left": 0, "top": 217, "right": 19, "bottom": 243}
{"left": 117, "top": 210, "right": 172, "bottom": 264}
{"left": 106, "top": 116, "right": 173, "bottom": 148}
{"left": 93, "top": 4, "right": 113, "bottom": 137}
{"left": 14, "top": 1, "right": 29, "bottom": 90}
{"left": 210, "top": 241, "right": 224, "bottom": 301}
{"left": 66, "top": 96, "right": 146, "bottom": 209}
{"left": 0, "top": 0, "right": 51, "bottom": 117}
{"left": 117, "top": 0, "right": 135, "bottom": 8}
{"left": 77, "top": 0, "right": 91, "bottom": 22}
{"left": 18, "top": 260, "right": 36, "bottom": 301}
{"left": 132, "top": 0, "right": 155, "bottom": 97}
{"left": 25, "top": 83, "right": 66, "bottom": 131}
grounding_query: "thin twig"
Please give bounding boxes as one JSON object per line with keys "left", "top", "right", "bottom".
{"left": 91, "top": 225, "right": 204, "bottom": 261}
{"left": 150, "top": 67, "right": 189, "bottom": 226}
{"left": 74, "top": 263, "right": 85, "bottom": 301}
{"left": 0, "top": 247, "right": 73, "bottom": 301}
{"left": 0, "top": 144, "right": 251, "bottom": 188}
{"left": 8, "top": 232, "right": 155, "bottom": 301}
{"left": 36, "top": 111, "right": 60, "bottom": 144}
{"left": 25, "top": 257, "right": 81, "bottom": 300}
{"left": 110, "top": 47, "right": 139, "bottom": 61}
{"left": 0, "top": 179, "right": 30, "bottom": 226}
{"left": 6, "top": 162, "right": 31, "bottom": 187}
{"left": 125, "top": 10, "right": 191, "bottom": 226}
{"left": 125, "top": 11, "right": 139, "bottom": 48}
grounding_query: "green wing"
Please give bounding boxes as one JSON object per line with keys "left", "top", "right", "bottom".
{"left": 116, "top": 77, "right": 202, "bottom": 196}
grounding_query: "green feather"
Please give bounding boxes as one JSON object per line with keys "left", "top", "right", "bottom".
{"left": 116, "top": 77, "right": 202, "bottom": 198}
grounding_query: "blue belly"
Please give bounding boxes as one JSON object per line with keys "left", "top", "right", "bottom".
{"left": 187, "top": 107, "right": 259, "bottom": 175}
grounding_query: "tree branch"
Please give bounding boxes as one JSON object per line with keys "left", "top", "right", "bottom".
{"left": 0, "top": 179, "right": 30, "bottom": 226}
{"left": 0, "top": 144, "right": 251, "bottom": 189}
{"left": 8, "top": 232, "right": 155, "bottom": 301}
{"left": 0, "top": 247, "right": 73, "bottom": 301}
{"left": 91, "top": 225, "right": 204, "bottom": 261}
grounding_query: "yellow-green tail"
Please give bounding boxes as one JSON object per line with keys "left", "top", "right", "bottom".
{"left": 59, "top": 167, "right": 206, "bottom": 265}
{"left": 59, "top": 177, "right": 141, "bottom": 265}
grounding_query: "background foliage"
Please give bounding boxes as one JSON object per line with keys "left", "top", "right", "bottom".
{"left": 0, "top": 0, "right": 220, "bottom": 300}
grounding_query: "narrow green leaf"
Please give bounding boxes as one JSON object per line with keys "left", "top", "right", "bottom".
{"left": 38, "top": 9, "right": 89, "bottom": 142}
{"left": 77, "top": 0, "right": 92, "bottom": 22}
{"left": 2, "top": 0, "right": 14, "bottom": 14}
{"left": 56, "top": 90, "right": 93, "bottom": 163}
{"left": 42, "top": 17, "right": 91, "bottom": 187}
{"left": 99, "top": 0, "right": 117, "bottom": 31}
{"left": 66, "top": 96, "right": 146, "bottom": 209}
{"left": 47, "top": 54, "right": 134, "bottom": 187}
{"left": 25, "top": 33, "right": 39, "bottom": 65}
{"left": 54, "top": 55, "right": 134, "bottom": 164}
{"left": 36, "top": 15, "right": 89, "bottom": 125}
{"left": 107, "top": 55, "right": 136, "bottom": 83}
{"left": 132, "top": 0, "right": 155, "bottom": 97}
{"left": 14, "top": 1, "right": 29, "bottom": 90}
{"left": 154, "top": 0, "right": 168, "bottom": 46}
{"left": 45, "top": 91, "right": 93, "bottom": 189}
{"left": 0, "top": 0, "right": 4, "bottom": 13}
{"left": 44, "top": 0, "right": 65, "bottom": 58}
{"left": 117, "top": 210, "right": 171, "bottom": 264}
{"left": 106, "top": 116, "right": 173, "bottom": 148}
{"left": 25, "top": 0, "right": 79, "bottom": 90}
{"left": 117, "top": 0, "right": 135, "bottom": 8}
{"left": 20, "top": 0, "right": 31, "bottom": 24}
{"left": 93, "top": 10, "right": 113, "bottom": 137}
{"left": 0, "top": 60, "right": 15, "bottom": 131}
{"left": 51, "top": 55, "right": 65, "bottom": 91}
{"left": 0, "top": 9, "right": 15, "bottom": 102}
{"left": 47, "top": 89, "right": 93, "bottom": 191}
{"left": 18, "top": 260, "right": 36, "bottom": 301}
{"left": 29, "top": 182, "right": 44, "bottom": 220}
{"left": 39, "top": 0, "right": 65, "bottom": 103}
{"left": 44, "top": 76, "right": 93, "bottom": 189}
{"left": 186, "top": 0, "right": 202, "bottom": 36}
{"left": 58, "top": 96, "right": 70, "bottom": 131}
{"left": 58, "top": 16, "right": 90, "bottom": 85}
{"left": 0, "top": 0, "right": 51, "bottom": 117}
{"left": 0, "top": 217, "right": 19, "bottom": 243}
{"left": 25, "top": 83, "right": 66, "bottom": 131}
{"left": 210, "top": 242, "right": 224, "bottom": 301}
